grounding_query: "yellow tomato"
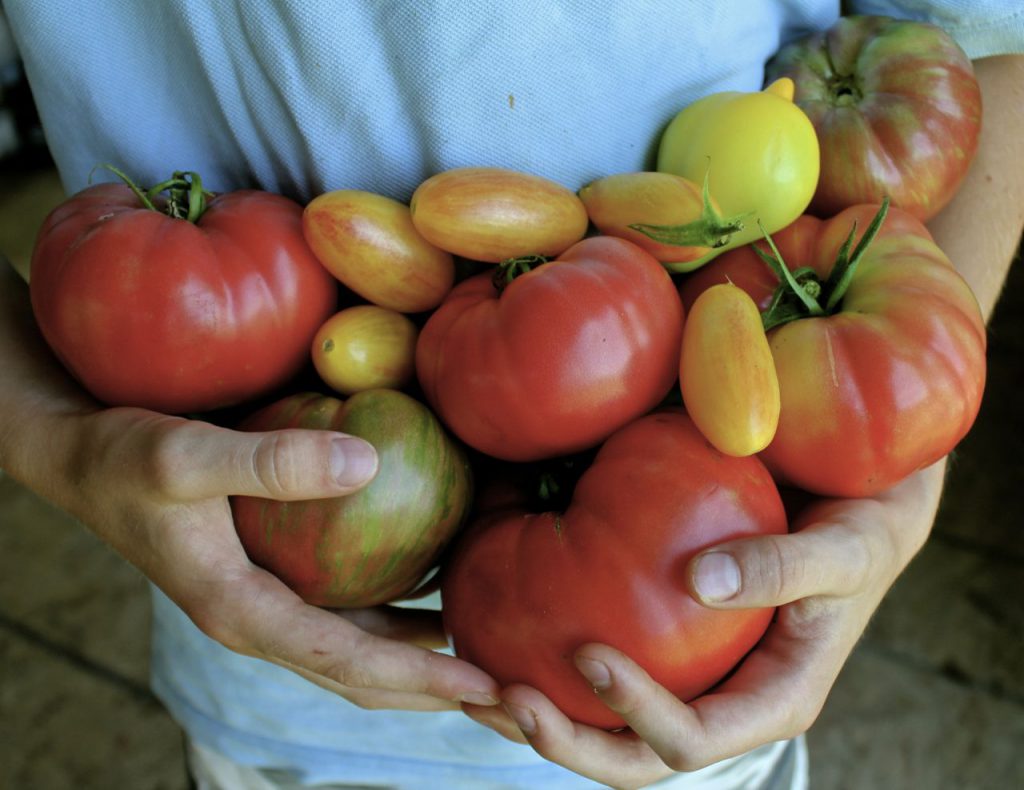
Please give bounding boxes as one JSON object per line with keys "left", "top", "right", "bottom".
{"left": 312, "top": 305, "right": 419, "bottom": 395}
{"left": 680, "top": 283, "right": 780, "bottom": 457}
{"left": 657, "top": 78, "right": 820, "bottom": 272}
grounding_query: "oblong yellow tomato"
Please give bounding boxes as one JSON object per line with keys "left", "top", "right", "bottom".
{"left": 312, "top": 305, "right": 418, "bottom": 395}
{"left": 410, "top": 166, "right": 589, "bottom": 262}
{"left": 657, "top": 78, "right": 820, "bottom": 272}
{"left": 680, "top": 283, "right": 780, "bottom": 456}
{"left": 578, "top": 171, "right": 747, "bottom": 267}
{"left": 303, "top": 190, "right": 454, "bottom": 313}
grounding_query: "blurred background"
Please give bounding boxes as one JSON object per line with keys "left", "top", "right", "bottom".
{"left": 1, "top": 14, "right": 1022, "bottom": 789}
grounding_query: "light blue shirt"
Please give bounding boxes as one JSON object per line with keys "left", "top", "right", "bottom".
{"left": 5, "top": 1, "right": 1022, "bottom": 787}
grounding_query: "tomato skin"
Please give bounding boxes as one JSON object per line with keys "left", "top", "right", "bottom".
{"left": 766, "top": 15, "right": 981, "bottom": 222}
{"left": 30, "top": 183, "right": 336, "bottom": 414}
{"left": 312, "top": 306, "right": 418, "bottom": 395}
{"left": 409, "top": 167, "right": 589, "bottom": 262}
{"left": 656, "top": 80, "right": 820, "bottom": 271}
{"left": 303, "top": 189, "right": 454, "bottom": 313}
{"left": 416, "top": 236, "right": 684, "bottom": 461}
{"left": 680, "top": 205, "right": 987, "bottom": 497}
{"left": 680, "top": 283, "right": 780, "bottom": 457}
{"left": 441, "top": 410, "right": 788, "bottom": 730}
{"left": 231, "top": 390, "right": 472, "bottom": 608}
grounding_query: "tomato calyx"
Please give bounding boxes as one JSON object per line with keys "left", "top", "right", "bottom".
{"left": 627, "top": 168, "right": 749, "bottom": 251}
{"left": 757, "top": 198, "right": 890, "bottom": 331}
{"left": 491, "top": 254, "right": 550, "bottom": 293}
{"left": 99, "top": 163, "right": 213, "bottom": 223}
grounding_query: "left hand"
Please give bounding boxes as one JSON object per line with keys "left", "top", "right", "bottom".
{"left": 463, "top": 460, "right": 946, "bottom": 788}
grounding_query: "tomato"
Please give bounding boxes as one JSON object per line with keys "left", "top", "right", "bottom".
{"left": 656, "top": 79, "right": 820, "bottom": 272}
{"left": 578, "top": 171, "right": 747, "bottom": 267}
{"left": 441, "top": 410, "right": 788, "bottom": 730}
{"left": 409, "top": 167, "right": 589, "bottom": 262}
{"left": 311, "top": 305, "right": 418, "bottom": 395}
{"left": 766, "top": 15, "right": 981, "bottom": 222}
{"left": 680, "top": 283, "right": 780, "bottom": 457}
{"left": 679, "top": 203, "right": 986, "bottom": 497}
{"left": 231, "top": 390, "right": 472, "bottom": 608}
{"left": 303, "top": 189, "right": 454, "bottom": 313}
{"left": 416, "top": 236, "right": 684, "bottom": 461}
{"left": 29, "top": 170, "right": 336, "bottom": 414}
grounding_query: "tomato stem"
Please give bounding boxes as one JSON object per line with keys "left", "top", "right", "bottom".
{"left": 822, "top": 198, "right": 889, "bottom": 311}
{"left": 627, "top": 167, "right": 749, "bottom": 250}
{"left": 492, "top": 254, "right": 549, "bottom": 293}
{"left": 95, "top": 164, "right": 212, "bottom": 223}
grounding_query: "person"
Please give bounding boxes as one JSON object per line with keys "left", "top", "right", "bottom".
{"left": 1, "top": 2, "right": 1021, "bottom": 788}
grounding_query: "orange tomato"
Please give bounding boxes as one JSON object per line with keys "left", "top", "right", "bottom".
{"left": 312, "top": 305, "right": 418, "bottom": 395}
{"left": 680, "top": 283, "right": 780, "bottom": 456}
{"left": 409, "top": 167, "right": 588, "bottom": 262}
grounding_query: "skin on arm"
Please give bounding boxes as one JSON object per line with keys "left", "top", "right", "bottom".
{"left": 0, "top": 261, "right": 500, "bottom": 712}
{"left": 463, "top": 54, "right": 1024, "bottom": 788}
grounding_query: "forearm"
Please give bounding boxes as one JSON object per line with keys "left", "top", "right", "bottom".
{"left": 927, "top": 54, "right": 1024, "bottom": 321}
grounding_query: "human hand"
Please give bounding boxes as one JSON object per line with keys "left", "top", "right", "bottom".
{"left": 41, "top": 405, "right": 500, "bottom": 712}
{"left": 463, "top": 461, "right": 946, "bottom": 788}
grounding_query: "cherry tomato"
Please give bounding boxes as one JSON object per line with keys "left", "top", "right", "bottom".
{"left": 312, "top": 305, "right": 418, "bottom": 395}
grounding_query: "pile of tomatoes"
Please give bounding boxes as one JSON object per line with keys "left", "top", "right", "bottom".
{"left": 28, "top": 16, "right": 988, "bottom": 728}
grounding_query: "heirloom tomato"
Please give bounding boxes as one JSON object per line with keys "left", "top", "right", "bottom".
{"left": 679, "top": 203, "right": 986, "bottom": 497}
{"left": 303, "top": 189, "right": 455, "bottom": 313}
{"left": 441, "top": 410, "right": 788, "bottom": 730}
{"left": 30, "top": 170, "right": 336, "bottom": 414}
{"left": 409, "top": 167, "right": 589, "bottom": 262}
{"left": 766, "top": 15, "right": 981, "bottom": 222}
{"left": 231, "top": 389, "right": 472, "bottom": 608}
{"left": 311, "top": 305, "right": 418, "bottom": 395}
{"left": 416, "top": 236, "right": 684, "bottom": 461}
{"left": 656, "top": 79, "right": 819, "bottom": 271}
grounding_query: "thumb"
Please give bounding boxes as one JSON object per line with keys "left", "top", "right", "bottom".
{"left": 154, "top": 420, "right": 379, "bottom": 501}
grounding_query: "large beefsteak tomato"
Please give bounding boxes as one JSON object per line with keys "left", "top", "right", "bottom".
{"left": 231, "top": 389, "right": 472, "bottom": 608}
{"left": 416, "top": 236, "right": 684, "bottom": 461}
{"left": 766, "top": 15, "right": 982, "bottom": 222}
{"left": 441, "top": 410, "right": 788, "bottom": 730}
{"left": 679, "top": 203, "right": 987, "bottom": 497}
{"left": 30, "top": 171, "right": 336, "bottom": 414}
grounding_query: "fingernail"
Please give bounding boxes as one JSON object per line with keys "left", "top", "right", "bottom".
{"left": 693, "top": 551, "right": 741, "bottom": 602}
{"left": 575, "top": 656, "right": 611, "bottom": 690}
{"left": 458, "top": 691, "right": 498, "bottom": 706}
{"left": 503, "top": 702, "right": 537, "bottom": 736}
{"left": 331, "top": 437, "right": 378, "bottom": 487}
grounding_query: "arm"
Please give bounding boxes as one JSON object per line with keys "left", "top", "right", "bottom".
{"left": 462, "top": 54, "right": 1023, "bottom": 787}
{"left": 0, "top": 260, "right": 499, "bottom": 711}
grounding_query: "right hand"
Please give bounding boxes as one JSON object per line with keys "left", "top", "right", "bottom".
{"left": 41, "top": 405, "right": 500, "bottom": 711}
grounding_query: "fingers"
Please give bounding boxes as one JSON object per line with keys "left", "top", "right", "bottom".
{"left": 142, "top": 416, "right": 379, "bottom": 501}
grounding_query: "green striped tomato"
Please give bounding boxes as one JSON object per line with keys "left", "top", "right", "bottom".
{"left": 230, "top": 389, "right": 472, "bottom": 607}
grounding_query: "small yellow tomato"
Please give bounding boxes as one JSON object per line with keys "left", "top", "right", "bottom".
{"left": 312, "top": 305, "right": 419, "bottom": 395}
{"left": 410, "top": 166, "right": 589, "bottom": 262}
{"left": 657, "top": 78, "right": 820, "bottom": 272}
{"left": 303, "top": 190, "right": 454, "bottom": 313}
{"left": 680, "top": 283, "right": 780, "bottom": 456}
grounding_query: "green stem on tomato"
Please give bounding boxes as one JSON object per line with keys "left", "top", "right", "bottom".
{"left": 96, "top": 164, "right": 212, "bottom": 223}
{"left": 492, "top": 254, "right": 549, "bottom": 294}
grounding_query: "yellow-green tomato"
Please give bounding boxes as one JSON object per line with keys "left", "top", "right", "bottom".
{"left": 657, "top": 78, "right": 820, "bottom": 272}
{"left": 312, "top": 305, "right": 419, "bottom": 395}
{"left": 303, "top": 190, "right": 454, "bottom": 313}
{"left": 680, "top": 283, "right": 780, "bottom": 457}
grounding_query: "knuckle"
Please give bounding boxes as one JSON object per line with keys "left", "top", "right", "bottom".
{"left": 659, "top": 745, "right": 705, "bottom": 774}
{"left": 143, "top": 420, "right": 201, "bottom": 498}
{"left": 252, "top": 431, "right": 309, "bottom": 496}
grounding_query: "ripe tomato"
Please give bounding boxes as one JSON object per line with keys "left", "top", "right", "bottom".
{"left": 441, "top": 410, "right": 788, "bottom": 730}
{"left": 409, "top": 167, "right": 589, "bottom": 262}
{"left": 680, "top": 204, "right": 987, "bottom": 497}
{"left": 231, "top": 390, "right": 472, "bottom": 608}
{"left": 656, "top": 79, "right": 820, "bottom": 271}
{"left": 416, "top": 236, "right": 684, "bottom": 461}
{"left": 303, "top": 189, "right": 455, "bottom": 313}
{"left": 766, "top": 15, "right": 981, "bottom": 222}
{"left": 312, "top": 305, "right": 418, "bottom": 395}
{"left": 680, "top": 283, "right": 780, "bottom": 457}
{"left": 30, "top": 172, "right": 336, "bottom": 414}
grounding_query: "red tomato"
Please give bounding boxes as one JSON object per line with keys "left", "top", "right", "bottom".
{"left": 416, "top": 236, "right": 684, "bottom": 461}
{"left": 679, "top": 204, "right": 987, "bottom": 497}
{"left": 766, "top": 15, "right": 982, "bottom": 221}
{"left": 441, "top": 410, "right": 788, "bottom": 730}
{"left": 30, "top": 174, "right": 336, "bottom": 414}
